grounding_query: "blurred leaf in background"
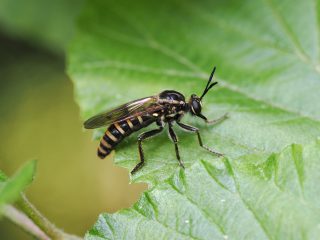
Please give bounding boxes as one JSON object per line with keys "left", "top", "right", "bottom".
{"left": 0, "top": 0, "right": 145, "bottom": 238}
{"left": 0, "top": 160, "right": 36, "bottom": 208}
{"left": 0, "top": 33, "right": 145, "bottom": 239}
{"left": 0, "top": 0, "right": 83, "bottom": 52}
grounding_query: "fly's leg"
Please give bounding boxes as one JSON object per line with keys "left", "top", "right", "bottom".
{"left": 198, "top": 113, "right": 229, "bottom": 125}
{"left": 131, "top": 127, "right": 163, "bottom": 174}
{"left": 177, "top": 122, "right": 223, "bottom": 157}
{"left": 168, "top": 123, "right": 184, "bottom": 168}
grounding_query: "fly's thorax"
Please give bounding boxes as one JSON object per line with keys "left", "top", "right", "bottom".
{"left": 156, "top": 89, "right": 187, "bottom": 121}
{"left": 159, "top": 103, "right": 185, "bottom": 122}
{"left": 159, "top": 90, "right": 185, "bottom": 102}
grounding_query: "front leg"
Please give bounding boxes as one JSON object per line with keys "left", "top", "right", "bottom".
{"left": 176, "top": 122, "right": 223, "bottom": 157}
{"left": 198, "top": 113, "right": 228, "bottom": 125}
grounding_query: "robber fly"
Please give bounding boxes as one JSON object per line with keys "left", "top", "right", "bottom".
{"left": 84, "top": 67, "right": 227, "bottom": 174}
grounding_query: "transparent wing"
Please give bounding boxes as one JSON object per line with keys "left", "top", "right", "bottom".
{"left": 83, "top": 96, "right": 161, "bottom": 129}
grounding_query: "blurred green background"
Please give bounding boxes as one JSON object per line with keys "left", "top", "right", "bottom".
{"left": 0, "top": 1, "right": 146, "bottom": 239}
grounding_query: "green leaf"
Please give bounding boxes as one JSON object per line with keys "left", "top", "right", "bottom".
{"left": 68, "top": 0, "right": 320, "bottom": 185}
{"left": 0, "top": 170, "right": 7, "bottom": 183}
{"left": 0, "top": 160, "right": 37, "bottom": 207}
{"left": 85, "top": 141, "right": 320, "bottom": 239}
{"left": 69, "top": 1, "right": 320, "bottom": 238}
{"left": 0, "top": 0, "right": 83, "bottom": 51}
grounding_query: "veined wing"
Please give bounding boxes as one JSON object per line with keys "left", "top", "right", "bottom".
{"left": 84, "top": 96, "right": 161, "bottom": 129}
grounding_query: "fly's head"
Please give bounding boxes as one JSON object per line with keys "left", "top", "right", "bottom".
{"left": 189, "top": 94, "right": 202, "bottom": 115}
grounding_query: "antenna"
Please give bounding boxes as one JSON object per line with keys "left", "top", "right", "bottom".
{"left": 200, "top": 66, "right": 218, "bottom": 100}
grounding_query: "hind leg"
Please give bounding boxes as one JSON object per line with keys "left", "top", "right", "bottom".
{"left": 131, "top": 127, "right": 163, "bottom": 174}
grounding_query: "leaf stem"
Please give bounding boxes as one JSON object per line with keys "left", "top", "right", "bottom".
{"left": 16, "top": 193, "right": 82, "bottom": 240}
{"left": 2, "top": 204, "right": 50, "bottom": 240}
{"left": 16, "top": 193, "right": 64, "bottom": 239}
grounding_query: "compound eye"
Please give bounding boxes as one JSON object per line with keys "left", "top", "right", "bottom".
{"left": 191, "top": 100, "right": 201, "bottom": 114}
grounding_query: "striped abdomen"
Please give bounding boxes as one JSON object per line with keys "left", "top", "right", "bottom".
{"left": 97, "top": 115, "right": 155, "bottom": 158}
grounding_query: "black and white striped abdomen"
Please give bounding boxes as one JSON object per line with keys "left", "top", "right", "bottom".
{"left": 97, "top": 115, "right": 155, "bottom": 158}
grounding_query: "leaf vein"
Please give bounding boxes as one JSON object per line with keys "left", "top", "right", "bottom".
{"left": 263, "top": 0, "right": 320, "bottom": 73}
{"left": 167, "top": 180, "right": 227, "bottom": 236}
{"left": 224, "top": 159, "right": 274, "bottom": 240}
{"left": 291, "top": 145, "right": 305, "bottom": 198}
{"left": 181, "top": 1, "right": 302, "bottom": 61}
{"left": 132, "top": 208, "right": 195, "bottom": 240}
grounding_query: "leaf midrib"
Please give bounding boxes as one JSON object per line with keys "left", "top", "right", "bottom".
{"left": 80, "top": 35, "right": 320, "bottom": 123}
